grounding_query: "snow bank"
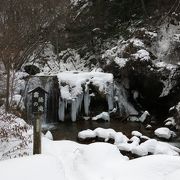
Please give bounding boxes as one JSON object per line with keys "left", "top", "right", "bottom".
{"left": 1, "top": 137, "right": 180, "bottom": 180}
{"left": 0, "top": 154, "right": 65, "bottom": 180}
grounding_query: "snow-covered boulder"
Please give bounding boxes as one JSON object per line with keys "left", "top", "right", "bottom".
{"left": 139, "top": 111, "right": 150, "bottom": 123}
{"left": 78, "top": 129, "right": 96, "bottom": 139}
{"left": 154, "top": 127, "right": 176, "bottom": 140}
{"left": 131, "top": 131, "right": 142, "bottom": 137}
{"left": 92, "top": 112, "right": 110, "bottom": 121}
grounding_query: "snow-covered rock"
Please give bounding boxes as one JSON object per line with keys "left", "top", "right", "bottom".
{"left": 78, "top": 129, "right": 96, "bottom": 139}
{"left": 45, "top": 131, "right": 53, "bottom": 140}
{"left": 131, "top": 131, "right": 142, "bottom": 137}
{"left": 139, "top": 111, "right": 150, "bottom": 123}
{"left": 92, "top": 112, "right": 110, "bottom": 121}
{"left": 164, "top": 117, "right": 176, "bottom": 127}
{"left": 94, "top": 128, "right": 116, "bottom": 141}
{"left": 154, "top": 127, "right": 175, "bottom": 140}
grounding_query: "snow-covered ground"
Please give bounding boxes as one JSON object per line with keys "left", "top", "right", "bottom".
{"left": 1, "top": 137, "right": 180, "bottom": 180}
{"left": 0, "top": 110, "right": 180, "bottom": 180}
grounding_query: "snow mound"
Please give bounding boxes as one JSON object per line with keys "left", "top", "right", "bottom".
{"left": 154, "top": 127, "right": 176, "bottom": 140}
{"left": 1, "top": 138, "right": 180, "bottom": 180}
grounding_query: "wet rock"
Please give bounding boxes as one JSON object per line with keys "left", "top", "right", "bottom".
{"left": 168, "top": 102, "right": 180, "bottom": 130}
{"left": 146, "top": 124, "right": 152, "bottom": 130}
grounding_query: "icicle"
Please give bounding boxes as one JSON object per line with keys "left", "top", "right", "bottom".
{"left": 71, "top": 99, "right": 77, "bottom": 122}
{"left": 58, "top": 98, "right": 65, "bottom": 121}
{"left": 79, "top": 94, "right": 83, "bottom": 113}
{"left": 84, "top": 84, "right": 91, "bottom": 116}
{"left": 106, "top": 82, "right": 114, "bottom": 111}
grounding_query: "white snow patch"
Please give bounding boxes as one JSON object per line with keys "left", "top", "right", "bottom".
{"left": 133, "top": 49, "right": 150, "bottom": 61}
{"left": 130, "top": 38, "right": 145, "bottom": 47}
{"left": 114, "top": 57, "right": 128, "bottom": 68}
{"left": 145, "top": 31, "right": 157, "bottom": 38}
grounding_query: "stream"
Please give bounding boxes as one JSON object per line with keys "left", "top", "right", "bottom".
{"left": 42, "top": 119, "right": 180, "bottom": 148}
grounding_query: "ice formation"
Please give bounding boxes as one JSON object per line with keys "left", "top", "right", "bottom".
{"left": 57, "top": 71, "right": 114, "bottom": 122}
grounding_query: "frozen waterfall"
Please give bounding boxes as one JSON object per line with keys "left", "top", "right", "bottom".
{"left": 57, "top": 71, "right": 115, "bottom": 122}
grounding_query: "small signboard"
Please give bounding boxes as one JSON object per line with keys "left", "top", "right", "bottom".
{"left": 28, "top": 87, "right": 48, "bottom": 114}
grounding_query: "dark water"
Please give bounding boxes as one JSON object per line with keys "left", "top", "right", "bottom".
{"left": 43, "top": 120, "right": 158, "bottom": 140}
{"left": 42, "top": 119, "right": 180, "bottom": 148}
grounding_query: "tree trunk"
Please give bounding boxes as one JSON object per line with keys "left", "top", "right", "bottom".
{"left": 140, "top": 0, "right": 148, "bottom": 17}
{"left": 5, "top": 66, "right": 10, "bottom": 113}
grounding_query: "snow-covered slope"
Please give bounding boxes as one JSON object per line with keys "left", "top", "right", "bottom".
{"left": 1, "top": 137, "right": 180, "bottom": 180}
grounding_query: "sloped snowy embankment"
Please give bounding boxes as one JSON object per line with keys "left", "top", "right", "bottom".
{"left": 1, "top": 138, "right": 180, "bottom": 180}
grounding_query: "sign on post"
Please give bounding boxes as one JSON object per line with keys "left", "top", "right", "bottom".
{"left": 28, "top": 87, "right": 48, "bottom": 155}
